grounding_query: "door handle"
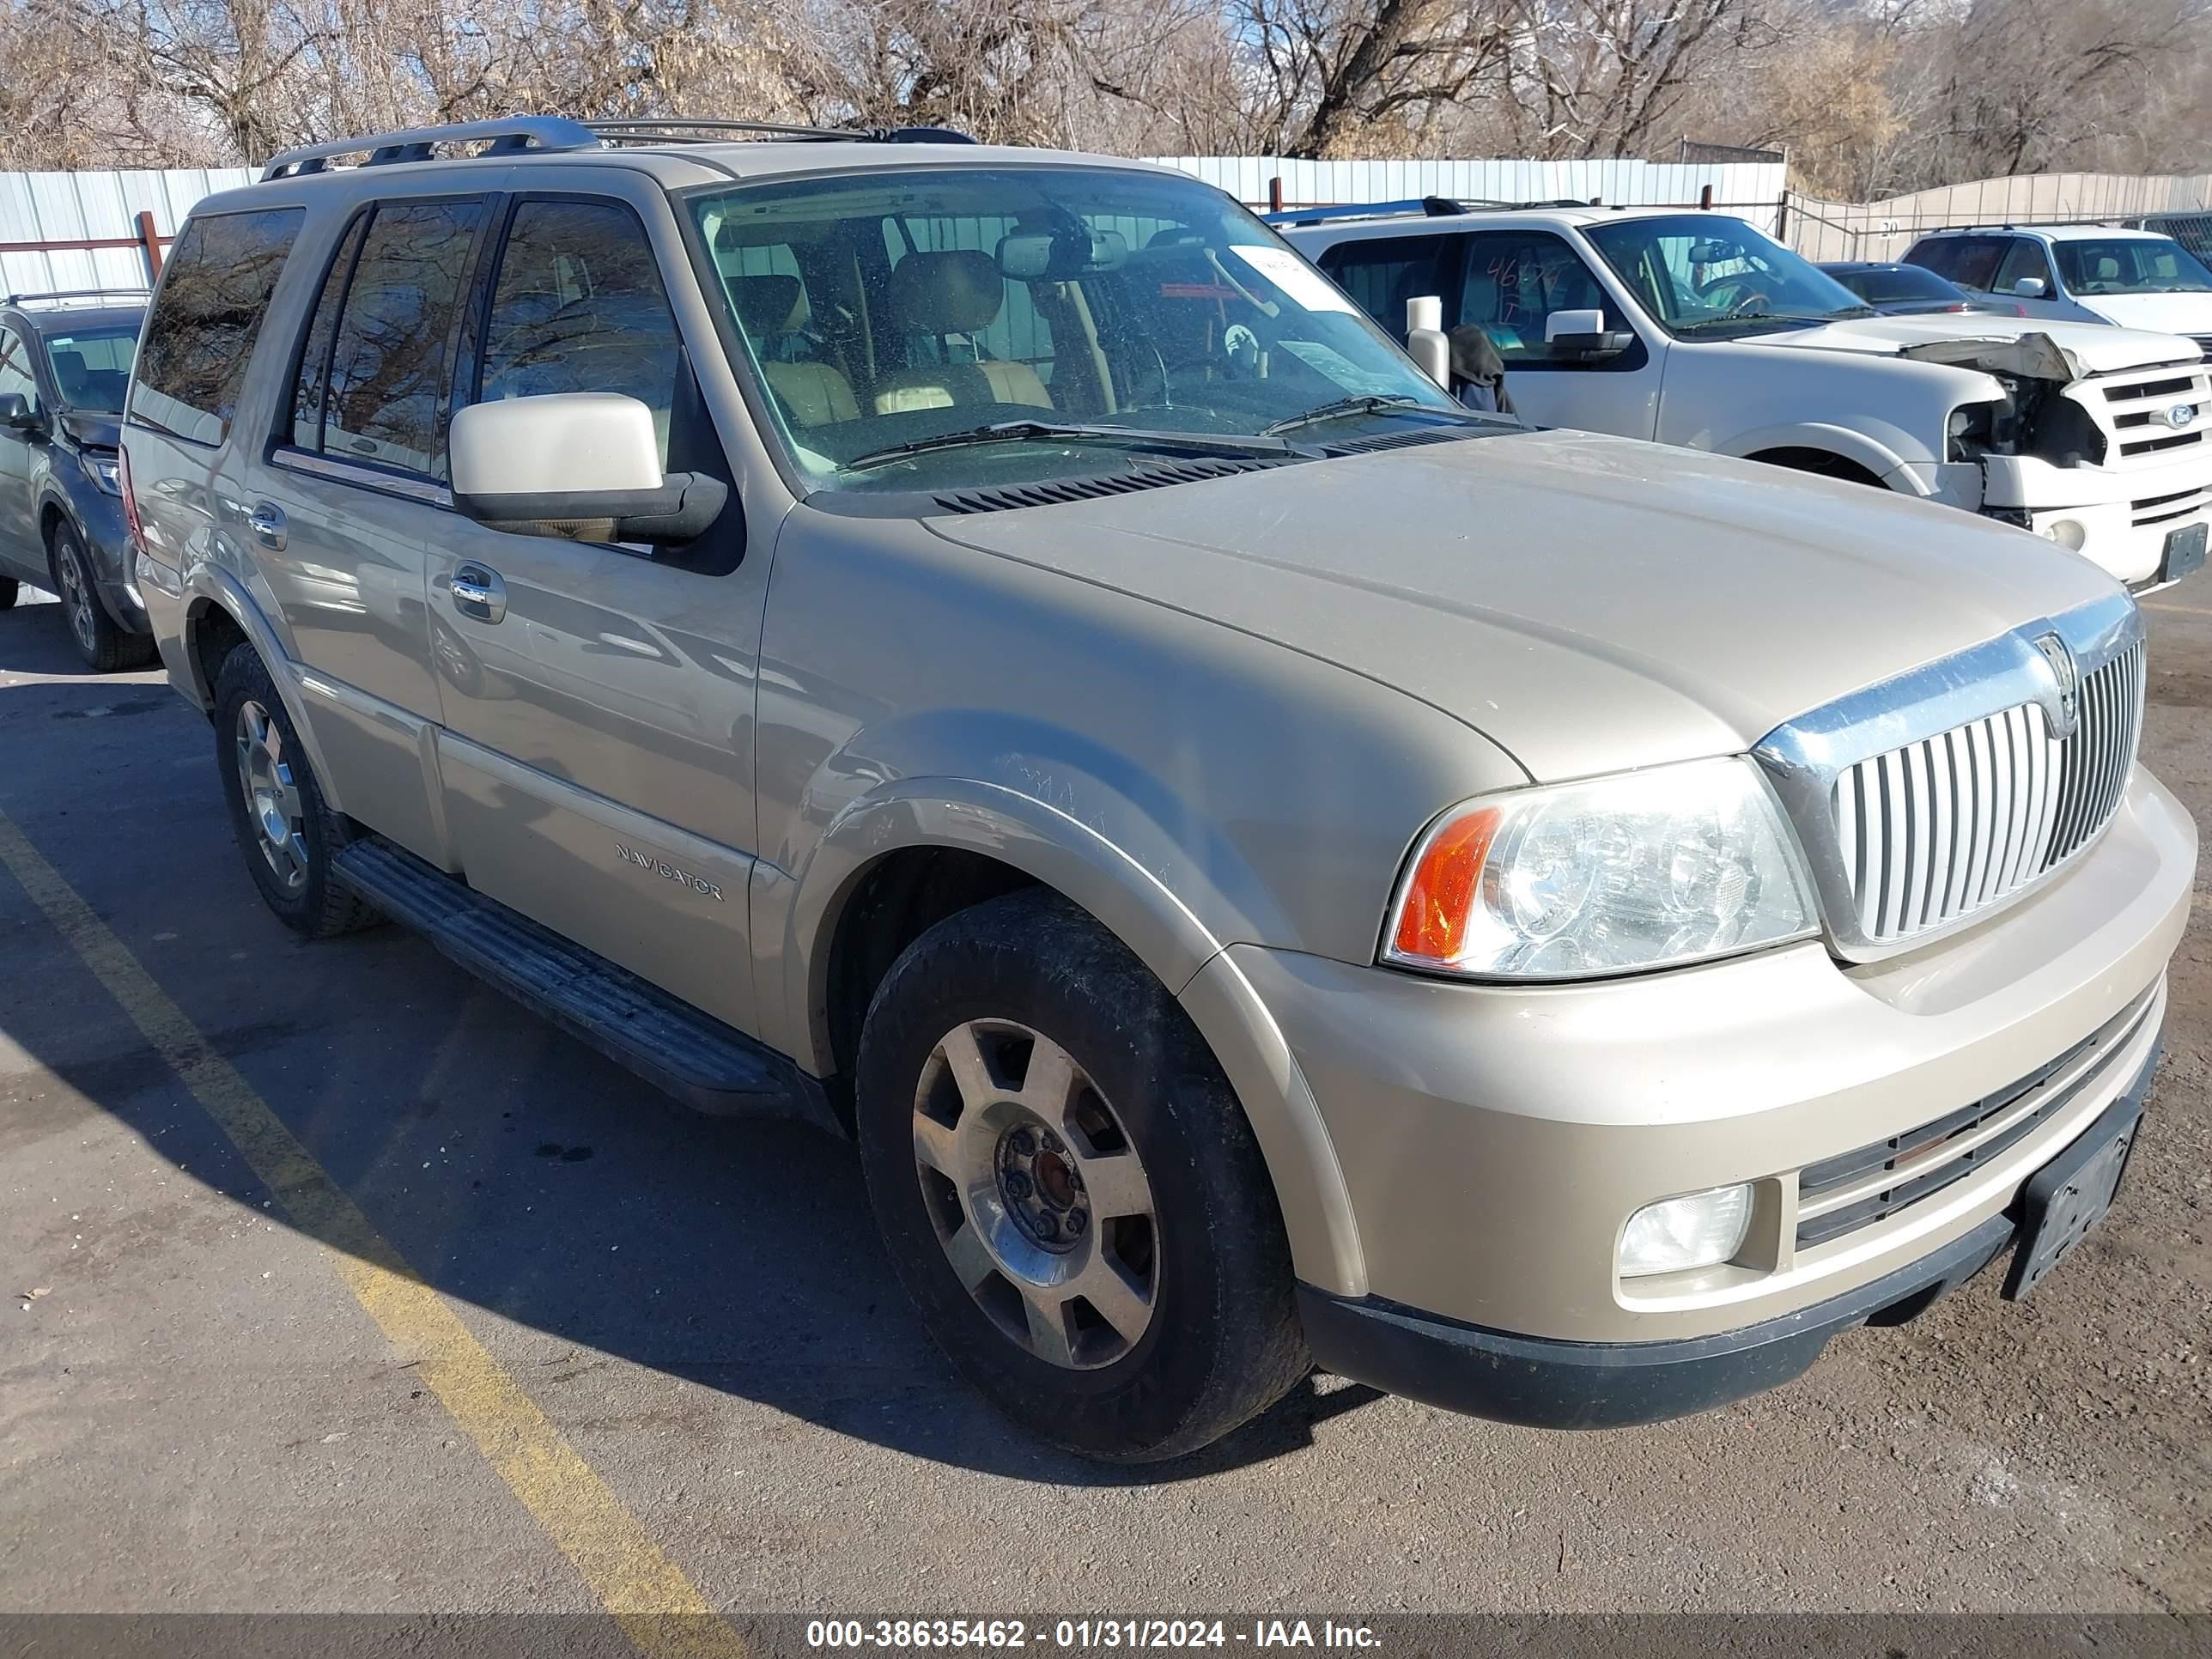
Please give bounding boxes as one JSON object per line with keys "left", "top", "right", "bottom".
{"left": 450, "top": 562, "right": 507, "bottom": 624}
{"left": 247, "top": 502, "right": 287, "bottom": 550}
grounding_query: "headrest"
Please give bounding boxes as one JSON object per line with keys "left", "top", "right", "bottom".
{"left": 733, "top": 274, "right": 808, "bottom": 336}
{"left": 50, "top": 349, "right": 87, "bottom": 384}
{"left": 888, "top": 250, "right": 1004, "bottom": 337}
{"left": 2094, "top": 257, "right": 2119, "bottom": 280}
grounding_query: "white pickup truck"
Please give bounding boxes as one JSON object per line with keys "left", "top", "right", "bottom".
{"left": 1279, "top": 202, "right": 2212, "bottom": 590}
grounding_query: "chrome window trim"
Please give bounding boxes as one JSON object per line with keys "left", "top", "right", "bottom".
{"left": 1753, "top": 591, "right": 2143, "bottom": 963}
{"left": 270, "top": 443, "right": 454, "bottom": 508}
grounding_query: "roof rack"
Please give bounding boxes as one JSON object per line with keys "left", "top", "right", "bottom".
{"left": 1, "top": 288, "right": 151, "bottom": 308}
{"left": 1261, "top": 194, "right": 1601, "bottom": 228}
{"left": 257, "top": 112, "right": 982, "bottom": 181}
{"left": 591, "top": 118, "right": 976, "bottom": 146}
{"left": 260, "top": 116, "right": 599, "bottom": 181}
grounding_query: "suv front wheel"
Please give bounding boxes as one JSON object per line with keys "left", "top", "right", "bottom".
{"left": 855, "top": 889, "right": 1308, "bottom": 1462}
{"left": 49, "top": 522, "right": 153, "bottom": 672}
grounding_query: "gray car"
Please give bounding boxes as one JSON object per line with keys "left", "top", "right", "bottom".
{"left": 124, "top": 117, "right": 2194, "bottom": 1462}
{"left": 0, "top": 293, "right": 155, "bottom": 669}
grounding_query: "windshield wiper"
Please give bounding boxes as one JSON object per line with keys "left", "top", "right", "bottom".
{"left": 1261, "top": 393, "right": 1451, "bottom": 436}
{"left": 1673, "top": 311, "right": 1838, "bottom": 334}
{"left": 844, "top": 419, "right": 1299, "bottom": 471}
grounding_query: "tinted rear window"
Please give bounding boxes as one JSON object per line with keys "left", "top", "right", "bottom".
{"left": 131, "top": 208, "right": 303, "bottom": 446}
{"left": 1316, "top": 236, "right": 1448, "bottom": 343}
{"left": 1837, "top": 264, "right": 1961, "bottom": 304}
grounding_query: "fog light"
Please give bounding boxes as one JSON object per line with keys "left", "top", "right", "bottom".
{"left": 1619, "top": 1184, "right": 1753, "bottom": 1278}
{"left": 2043, "top": 519, "right": 2086, "bottom": 551}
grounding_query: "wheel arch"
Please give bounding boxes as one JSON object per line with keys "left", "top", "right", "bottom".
{"left": 179, "top": 569, "right": 348, "bottom": 816}
{"left": 1719, "top": 421, "right": 1918, "bottom": 490}
{"left": 780, "top": 779, "right": 1368, "bottom": 1297}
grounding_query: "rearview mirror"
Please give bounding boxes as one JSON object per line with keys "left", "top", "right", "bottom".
{"left": 450, "top": 393, "right": 726, "bottom": 545}
{"left": 997, "top": 228, "right": 1128, "bottom": 281}
{"left": 2012, "top": 276, "right": 2048, "bottom": 299}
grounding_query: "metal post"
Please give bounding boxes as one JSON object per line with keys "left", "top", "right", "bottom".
{"left": 1776, "top": 191, "right": 1790, "bottom": 242}
{"left": 136, "top": 210, "right": 163, "bottom": 283}
{"left": 1268, "top": 175, "right": 1285, "bottom": 214}
{"left": 1699, "top": 185, "right": 1713, "bottom": 210}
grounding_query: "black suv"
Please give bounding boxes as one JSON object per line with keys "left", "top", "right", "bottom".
{"left": 0, "top": 292, "right": 155, "bottom": 669}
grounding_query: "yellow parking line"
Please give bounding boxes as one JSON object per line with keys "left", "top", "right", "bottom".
{"left": 0, "top": 809, "right": 744, "bottom": 1659}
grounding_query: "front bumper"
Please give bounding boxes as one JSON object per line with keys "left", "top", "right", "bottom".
{"left": 1235, "top": 766, "right": 2192, "bottom": 1347}
{"left": 1981, "top": 452, "right": 2211, "bottom": 587}
{"left": 1299, "top": 1049, "right": 2156, "bottom": 1429}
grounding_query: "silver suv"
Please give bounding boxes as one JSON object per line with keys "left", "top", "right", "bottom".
{"left": 124, "top": 117, "right": 2194, "bottom": 1461}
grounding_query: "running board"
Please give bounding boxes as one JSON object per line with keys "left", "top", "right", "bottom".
{"left": 332, "top": 837, "right": 838, "bottom": 1134}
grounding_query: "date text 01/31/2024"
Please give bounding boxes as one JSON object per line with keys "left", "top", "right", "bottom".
{"left": 805, "top": 1620, "right": 1382, "bottom": 1650}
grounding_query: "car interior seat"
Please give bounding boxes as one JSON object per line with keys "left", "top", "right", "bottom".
{"left": 733, "top": 275, "right": 859, "bottom": 428}
{"left": 871, "top": 251, "right": 1052, "bottom": 416}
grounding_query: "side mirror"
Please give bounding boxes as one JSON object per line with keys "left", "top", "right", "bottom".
{"left": 2012, "top": 276, "right": 2048, "bottom": 299}
{"left": 1404, "top": 294, "right": 1449, "bottom": 387}
{"left": 450, "top": 393, "right": 726, "bottom": 544}
{"left": 1545, "top": 309, "right": 1633, "bottom": 361}
{"left": 0, "top": 391, "right": 40, "bottom": 432}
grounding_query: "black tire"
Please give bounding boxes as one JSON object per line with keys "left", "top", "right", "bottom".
{"left": 855, "top": 888, "right": 1308, "bottom": 1462}
{"left": 49, "top": 521, "right": 155, "bottom": 672}
{"left": 211, "top": 644, "right": 378, "bottom": 939}
{"left": 0, "top": 574, "right": 17, "bottom": 610}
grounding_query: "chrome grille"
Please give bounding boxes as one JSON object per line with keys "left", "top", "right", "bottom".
{"left": 1754, "top": 594, "right": 2147, "bottom": 962}
{"left": 1832, "top": 643, "right": 2142, "bottom": 943}
{"left": 2088, "top": 362, "right": 2212, "bottom": 465}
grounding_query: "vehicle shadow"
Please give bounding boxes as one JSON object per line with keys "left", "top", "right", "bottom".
{"left": 0, "top": 661, "right": 1381, "bottom": 1487}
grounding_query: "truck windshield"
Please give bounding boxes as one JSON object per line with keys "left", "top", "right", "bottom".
{"left": 2051, "top": 238, "right": 2212, "bottom": 296}
{"left": 1584, "top": 216, "right": 1873, "bottom": 337}
{"left": 686, "top": 167, "right": 1465, "bottom": 493}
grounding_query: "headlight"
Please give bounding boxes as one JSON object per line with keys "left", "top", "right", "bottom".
{"left": 1381, "top": 757, "right": 1816, "bottom": 979}
{"left": 80, "top": 450, "right": 122, "bottom": 495}
{"left": 1620, "top": 1183, "right": 1754, "bottom": 1277}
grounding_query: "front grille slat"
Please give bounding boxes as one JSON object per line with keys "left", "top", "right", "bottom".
{"left": 1795, "top": 988, "right": 2156, "bottom": 1250}
{"left": 1826, "top": 643, "right": 2141, "bottom": 949}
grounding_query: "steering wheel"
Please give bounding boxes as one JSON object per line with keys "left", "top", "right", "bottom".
{"left": 1695, "top": 275, "right": 1775, "bottom": 317}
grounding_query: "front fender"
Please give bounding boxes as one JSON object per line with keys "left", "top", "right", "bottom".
{"left": 762, "top": 774, "right": 1369, "bottom": 1296}
{"left": 1717, "top": 420, "right": 1921, "bottom": 489}
{"left": 180, "top": 565, "right": 345, "bottom": 817}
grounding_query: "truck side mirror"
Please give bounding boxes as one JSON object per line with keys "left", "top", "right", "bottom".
{"left": 1404, "top": 295, "right": 1449, "bottom": 387}
{"left": 0, "top": 392, "right": 39, "bottom": 433}
{"left": 2012, "top": 276, "right": 2048, "bottom": 299}
{"left": 450, "top": 393, "right": 726, "bottom": 545}
{"left": 1544, "top": 308, "right": 1634, "bottom": 362}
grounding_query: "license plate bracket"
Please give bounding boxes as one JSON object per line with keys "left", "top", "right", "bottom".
{"left": 2001, "top": 1096, "right": 2142, "bottom": 1300}
{"left": 2160, "top": 520, "right": 2208, "bottom": 585}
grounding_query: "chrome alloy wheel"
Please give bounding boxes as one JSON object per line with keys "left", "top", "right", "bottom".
{"left": 234, "top": 699, "right": 307, "bottom": 892}
{"left": 912, "top": 1020, "right": 1159, "bottom": 1370}
{"left": 55, "top": 538, "right": 97, "bottom": 657}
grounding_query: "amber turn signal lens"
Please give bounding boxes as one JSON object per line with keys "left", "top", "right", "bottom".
{"left": 1390, "top": 806, "right": 1501, "bottom": 963}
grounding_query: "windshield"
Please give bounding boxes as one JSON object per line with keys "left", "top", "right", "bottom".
{"left": 1584, "top": 216, "right": 1870, "bottom": 337}
{"left": 2051, "top": 237, "right": 2212, "bottom": 297}
{"left": 40, "top": 323, "right": 137, "bottom": 412}
{"left": 687, "top": 167, "right": 1462, "bottom": 492}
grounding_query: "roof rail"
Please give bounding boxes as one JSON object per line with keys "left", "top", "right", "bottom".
{"left": 259, "top": 116, "right": 598, "bottom": 181}
{"left": 590, "top": 118, "right": 977, "bottom": 146}
{"left": 1263, "top": 193, "right": 1602, "bottom": 228}
{"left": 1, "top": 288, "right": 151, "bottom": 308}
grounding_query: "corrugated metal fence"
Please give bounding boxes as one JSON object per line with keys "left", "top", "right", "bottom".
{"left": 0, "top": 168, "right": 254, "bottom": 297}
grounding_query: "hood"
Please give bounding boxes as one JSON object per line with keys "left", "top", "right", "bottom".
{"left": 1759, "top": 311, "right": 2203, "bottom": 374}
{"left": 927, "top": 428, "right": 2121, "bottom": 784}
{"left": 2068, "top": 291, "right": 2212, "bottom": 338}
{"left": 58, "top": 410, "right": 121, "bottom": 450}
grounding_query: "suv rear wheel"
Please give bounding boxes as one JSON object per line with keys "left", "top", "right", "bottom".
{"left": 48, "top": 522, "right": 153, "bottom": 672}
{"left": 855, "top": 889, "right": 1308, "bottom": 1462}
{"left": 211, "top": 644, "right": 377, "bottom": 939}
